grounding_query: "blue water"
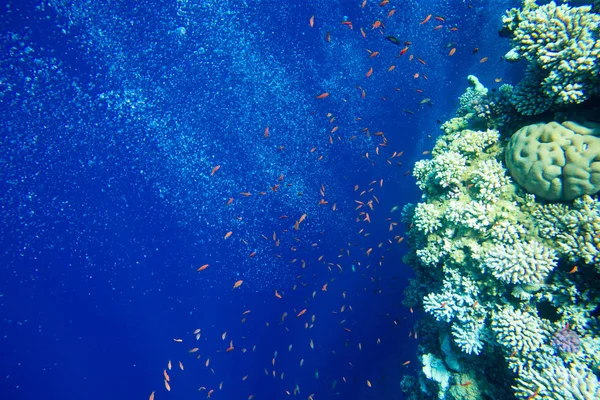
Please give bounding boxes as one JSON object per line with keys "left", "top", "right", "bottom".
{"left": 1, "top": 0, "right": 519, "bottom": 398}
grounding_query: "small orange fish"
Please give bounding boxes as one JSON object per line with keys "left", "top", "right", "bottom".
{"left": 297, "top": 309, "right": 307, "bottom": 317}
{"left": 207, "top": 389, "right": 214, "bottom": 399}
{"left": 164, "top": 369, "right": 170, "bottom": 381}
{"left": 449, "top": 27, "right": 458, "bottom": 31}
{"left": 360, "top": 27, "right": 366, "bottom": 38}
{"left": 435, "top": 16, "right": 445, "bottom": 22}
{"left": 387, "top": 9, "right": 396, "bottom": 18}
{"left": 372, "top": 20, "right": 381, "bottom": 29}
{"left": 325, "top": 31, "right": 331, "bottom": 42}
{"left": 226, "top": 197, "right": 233, "bottom": 206}
{"left": 211, "top": 165, "right": 220, "bottom": 176}
{"left": 433, "top": 25, "right": 443, "bottom": 30}
{"left": 264, "top": 126, "right": 269, "bottom": 138}
{"left": 403, "top": 360, "right": 410, "bottom": 366}
{"left": 233, "top": 280, "right": 243, "bottom": 289}
{"left": 480, "top": 56, "right": 488, "bottom": 63}
{"left": 275, "top": 290, "right": 282, "bottom": 299}
{"left": 315, "top": 92, "right": 329, "bottom": 99}
{"left": 419, "top": 14, "right": 432, "bottom": 25}
{"left": 366, "top": 67, "right": 373, "bottom": 78}
{"left": 379, "top": 0, "right": 389, "bottom": 6}
{"left": 164, "top": 379, "right": 171, "bottom": 391}
{"left": 568, "top": 265, "right": 578, "bottom": 274}
{"left": 460, "top": 381, "right": 472, "bottom": 387}
{"left": 197, "top": 264, "right": 209, "bottom": 272}
{"left": 448, "top": 48, "right": 456, "bottom": 56}
{"left": 397, "top": 46, "right": 408, "bottom": 56}
{"left": 417, "top": 58, "right": 426, "bottom": 65}
{"left": 309, "top": 15, "right": 315, "bottom": 28}
{"left": 224, "top": 231, "right": 232, "bottom": 239}
{"left": 388, "top": 65, "right": 395, "bottom": 72}
{"left": 369, "top": 51, "right": 379, "bottom": 58}
{"left": 367, "top": 380, "right": 372, "bottom": 387}
{"left": 149, "top": 391, "right": 155, "bottom": 400}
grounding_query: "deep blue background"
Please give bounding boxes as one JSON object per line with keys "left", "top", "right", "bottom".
{"left": 1, "top": 0, "right": 519, "bottom": 398}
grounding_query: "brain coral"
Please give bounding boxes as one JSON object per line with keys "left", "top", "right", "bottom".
{"left": 505, "top": 121, "right": 600, "bottom": 201}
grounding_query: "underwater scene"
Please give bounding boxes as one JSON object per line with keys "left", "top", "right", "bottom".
{"left": 1, "top": 0, "right": 599, "bottom": 399}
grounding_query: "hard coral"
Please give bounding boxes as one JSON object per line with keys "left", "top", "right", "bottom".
{"left": 505, "top": 121, "right": 600, "bottom": 201}
{"left": 502, "top": 1, "right": 600, "bottom": 114}
{"left": 552, "top": 324, "right": 581, "bottom": 354}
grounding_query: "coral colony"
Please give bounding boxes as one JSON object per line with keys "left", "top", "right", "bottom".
{"left": 400, "top": 1, "right": 600, "bottom": 399}
{"left": 552, "top": 324, "right": 581, "bottom": 354}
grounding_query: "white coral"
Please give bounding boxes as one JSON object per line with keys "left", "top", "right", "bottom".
{"left": 451, "top": 320, "right": 484, "bottom": 355}
{"left": 413, "top": 159, "right": 434, "bottom": 191}
{"left": 513, "top": 361, "right": 600, "bottom": 400}
{"left": 413, "top": 203, "right": 443, "bottom": 235}
{"left": 483, "top": 240, "right": 557, "bottom": 284}
{"left": 445, "top": 129, "right": 499, "bottom": 157}
{"left": 470, "top": 159, "right": 511, "bottom": 202}
{"left": 432, "top": 151, "right": 467, "bottom": 188}
{"left": 491, "top": 306, "right": 546, "bottom": 355}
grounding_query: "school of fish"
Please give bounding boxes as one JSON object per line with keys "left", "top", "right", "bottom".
{"left": 149, "top": 1, "right": 492, "bottom": 398}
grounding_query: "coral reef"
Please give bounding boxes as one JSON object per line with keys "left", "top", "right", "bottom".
{"left": 501, "top": 1, "right": 600, "bottom": 114}
{"left": 402, "top": 75, "right": 600, "bottom": 399}
{"left": 401, "top": 2, "right": 600, "bottom": 398}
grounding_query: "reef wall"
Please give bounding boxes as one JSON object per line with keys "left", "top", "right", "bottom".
{"left": 401, "top": 1, "right": 600, "bottom": 399}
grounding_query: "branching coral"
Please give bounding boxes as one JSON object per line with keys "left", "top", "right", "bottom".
{"left": 502, "top": 1, "right": 600, "bottom": 114}
{"left": 482, "top": 240, "right": 557, "bottom": 284}
{"left": 491, "top": 306, "right": 547, "bottom": 355}
{"left": 513, "top": 361, "right": 600, "bottom": 399}
{"left": 533, "top": 195, "right": 600, "bottom": 269}
{"left": 403, "top": 71, "right": 600, "bottom": 399}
